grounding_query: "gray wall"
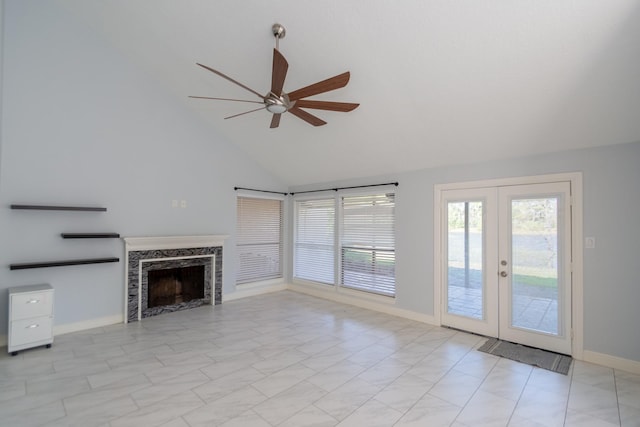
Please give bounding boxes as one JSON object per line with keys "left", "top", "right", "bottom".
{"left": 0, "top": 1, "right": 285, "bottom": 331}
{"left": 290, "top": 141, "right": 640, "bottom": 363}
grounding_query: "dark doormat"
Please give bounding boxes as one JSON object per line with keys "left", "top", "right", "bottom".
{"left": 478, "top": 338, "right": 572, "bottom": 375}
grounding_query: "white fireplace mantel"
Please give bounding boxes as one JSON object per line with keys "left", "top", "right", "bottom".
{"left": 123, "top": 235, "right": 228, "bottom": 252}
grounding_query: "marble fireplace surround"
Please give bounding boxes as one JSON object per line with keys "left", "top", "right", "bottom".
{"left": 123, "top": 235, "right": 227, "bottom": 323}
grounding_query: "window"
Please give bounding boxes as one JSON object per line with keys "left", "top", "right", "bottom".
{"left": 236, "top": 196, "right": 283, "bottom": 284}
{"left": 341, "top": 193, "right": 396, "bottom": 296}
{"left": 293, "top": 191, "right": 396, "bottom": 297}
{"left": 294, "top": 198, "right": 335, "bottom": 284}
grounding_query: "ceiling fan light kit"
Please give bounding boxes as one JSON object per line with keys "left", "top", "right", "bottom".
{"left": 190, "top": 23, "right": 359, "bottom": 128}
{"left": 264, "top": 91, "right": 291, "bottom": 114}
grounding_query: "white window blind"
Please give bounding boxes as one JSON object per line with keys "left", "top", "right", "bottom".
{"left": 294, "top": 198, "right": 335, "bottom": 284}
{"left": 341, "top": 193, "right": 396, "bottom": 296}
{"left": 236, "top": 197, "right": 283, "bottom": 284}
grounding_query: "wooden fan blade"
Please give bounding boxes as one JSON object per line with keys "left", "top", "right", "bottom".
{"left": 224, "top": 106, "right": 267, "bottom": 120}
{"left": 287, "top": 72, "right": 351, "bottom": 101}
{"left": 270, "top": 114, "right": 281, "bottom": 129}
{"left": 189, "top": 96, "right": 264, "bottom": 104}
{"left": 288, "top": 106, "right": 327, "bottom": 126}
{"left": 271, "top": 49, "right": 288, "bottom": 96}
{"left": 196, "top": 63, "right": 264, "bottom": 99}
{"left": 293, "top": 100, "right": 359, "bottom": 112}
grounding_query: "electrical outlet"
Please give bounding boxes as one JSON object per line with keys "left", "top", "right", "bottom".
{"left": 181, "top": 200, "right": 187, "bottom": 209}
{"left": 171, "top": 200, "right": 178, "bottom": 208}
{"left": 585, "top": 237, "right": 595, "bottom": 249}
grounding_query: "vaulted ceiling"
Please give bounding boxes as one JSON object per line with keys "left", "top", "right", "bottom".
{"left": 59, "top": 0, "right": 640, "bottom": 186}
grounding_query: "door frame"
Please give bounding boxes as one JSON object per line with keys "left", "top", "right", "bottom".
{"left": 433, "top": 172, "right": 584, "bottom": 359}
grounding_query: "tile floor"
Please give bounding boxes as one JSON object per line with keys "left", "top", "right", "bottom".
{"left": 1, "top": 290, "right": 638, "bottom": 426}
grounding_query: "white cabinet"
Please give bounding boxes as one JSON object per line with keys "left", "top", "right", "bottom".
{"left": 8, "top": 284, "right": 54, "bottom": 355}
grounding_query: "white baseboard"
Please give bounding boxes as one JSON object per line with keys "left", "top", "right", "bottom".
{"left": 0, "top": 314, "right": 123, "bottom": 348}
{"left": 54, "top": 314, "right": 124, "bottom": 336}
{"left": 583, "top": 350, "right": 640, "bottom": 375}
{"left": 288, "top": 282, "right": 438, "bottom": 326}
{"left": 223, "top": 282, "right": 288, "bottom": 302}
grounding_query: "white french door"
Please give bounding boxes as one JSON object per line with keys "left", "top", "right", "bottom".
{"left": 440, "top": 182, "right": 572, "bottom": 354}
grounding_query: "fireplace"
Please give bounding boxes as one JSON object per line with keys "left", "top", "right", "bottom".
{"left": 123, "top": 235, "right": 227, "bottom": 323}
{"left": 148, "top": 265, "right": 205, "bottom": 308}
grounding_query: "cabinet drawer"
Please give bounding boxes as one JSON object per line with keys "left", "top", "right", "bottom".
{"left": 10, "top": 316, "right": 53, "bottom": 347}
{"left": 11, "top": 291, "right": 53, "bottom": 320}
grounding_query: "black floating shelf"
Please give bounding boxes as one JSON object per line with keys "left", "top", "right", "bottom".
{"left": 11, "top": 204, "right": 107, "bottom": 212}
{"left": 10, "top": 257, "right": 120, "bottom": 270}
{"left": 61, "top": 233, "right": 120, "bottom": 239}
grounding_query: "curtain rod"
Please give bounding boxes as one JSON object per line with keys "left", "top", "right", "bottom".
{"left": 234, "top": 187, "right": 288, "bottom": 196}
{"left": 289, "top": 182, "right": 398, "bottom": 196}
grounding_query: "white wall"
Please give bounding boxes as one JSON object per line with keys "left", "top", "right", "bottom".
{"left": 290, "top": 141, "right": 640, "bottom": 363}
{"left": 0, "top": 1, "right": 285, "bottom": 333}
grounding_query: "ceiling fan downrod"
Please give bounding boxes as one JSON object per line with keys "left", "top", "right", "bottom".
{"left": 272, "top": 23, "right": 285, "bottom": 51}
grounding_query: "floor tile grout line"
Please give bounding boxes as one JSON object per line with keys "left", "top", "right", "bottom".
{"left": 505, "top": 364, "right": 534, "bottom": 426}
{"left": 256, "top": 410, "right": 277, "bottom": 427}
{"left": 613, "top": 369, "right": 622, "bottom": 426}
{"left": 283, "top": 343, "right": 382, "bottom": 424}
{"left": 183, "top": 386, "right": 208, "bottom": 426}
{"left": 390, "top": 331, "right": 479, "bottom": 425}
{"left": 309, "top": 402, "right": 341, "bottom": 426}
{"left": 389, "top": 373, "right": 437, "bottom": 426}
{"left": 331, "top": 328, "right": 445, "bottom": 426}
{"left": 562, "top": 362, "right": 575, "bottom": 426}
{"left": 276, "top": 389, "right": 335, "bottom": 427}
{"left": 447, "top": 346, "right": 497, "bottom": 426}
{"left": 248, "top": 380, "right": 309, "bottom": 426}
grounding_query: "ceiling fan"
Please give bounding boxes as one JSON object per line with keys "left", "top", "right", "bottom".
{"left": 190, "top": 23, "right": 359, "bottom": 128}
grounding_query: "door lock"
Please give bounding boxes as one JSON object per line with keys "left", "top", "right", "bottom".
{"left": 500, "top": 271, "right": 508, "bottom": 277}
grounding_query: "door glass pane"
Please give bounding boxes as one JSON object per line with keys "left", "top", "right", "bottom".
{"left": 510, "top": 197, "right": 559, "bottom": 334}
{"left": 447, "top": 201, "right": 483, "bottom": 319}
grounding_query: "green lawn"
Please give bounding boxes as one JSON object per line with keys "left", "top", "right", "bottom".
{"left": 513, "top": 273, "right": 557, "bottom": 288}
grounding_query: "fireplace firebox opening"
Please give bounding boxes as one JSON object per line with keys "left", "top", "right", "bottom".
{"left": 148, "top": 265, "right": 205, "bottom": 308}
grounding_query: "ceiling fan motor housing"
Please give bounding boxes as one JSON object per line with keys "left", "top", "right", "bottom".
{"left": 265, "top": 92, "right": 290, "bottom": 114}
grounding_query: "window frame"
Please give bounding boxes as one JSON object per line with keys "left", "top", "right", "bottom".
{"left": 235, "top": 193, "right": 285, "bottom": 285}
{"left": 292, "top": 186, "right": 396, "bottom": 299}
{"left": 339, "top": 190, "right": 396, "bottom": 297}
{"left": 293, "top": 195, "right": 337, "bottom": 285}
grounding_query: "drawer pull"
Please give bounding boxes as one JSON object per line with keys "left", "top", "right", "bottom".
{"left": 26, "top": 324, "right": 40, "bottom": 329}
{"left": 27, "top": 299, "right": 40, "bottom": 304}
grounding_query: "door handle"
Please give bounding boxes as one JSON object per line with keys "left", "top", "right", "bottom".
{"left": 500, "top": 271, "right": 508, "bottom": 277}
